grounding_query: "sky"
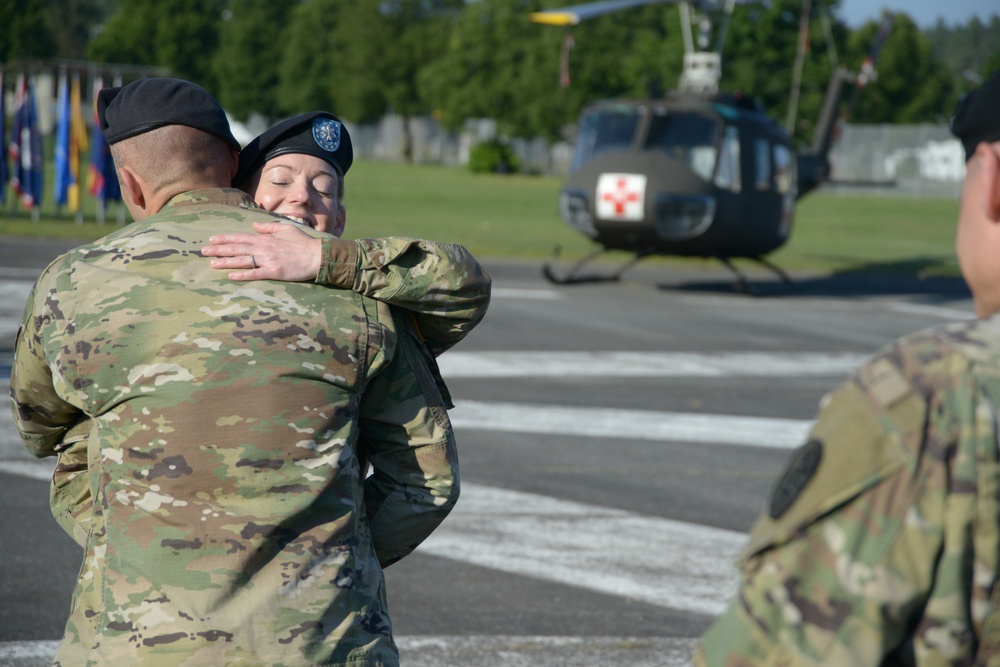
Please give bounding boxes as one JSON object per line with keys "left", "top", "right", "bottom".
{"left": 837, "top": 0, "right": 1000, "bottom": 28}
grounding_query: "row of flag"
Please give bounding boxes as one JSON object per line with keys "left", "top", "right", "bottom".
{"left": 1, "top": 71, "right": 121, "bottom": 214}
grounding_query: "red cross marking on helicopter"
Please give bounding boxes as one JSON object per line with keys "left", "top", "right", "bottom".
{"left": 596, "top": 173, "right": 646, "bottom": 221}
{"left": 602, "top": 178, "right": 640, "bottom": 215}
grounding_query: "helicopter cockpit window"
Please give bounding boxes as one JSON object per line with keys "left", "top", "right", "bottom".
{"left": 644, "top": 113, "right": 719, "bottom": 182}
{"left": 754, "top": 139, "right": 772, "bottom": 191}
{"left": 572, "top": 107, "right": 642, "bottom": 173}
{"left": 714, "top": 126, "right": 741, "bottom": 193}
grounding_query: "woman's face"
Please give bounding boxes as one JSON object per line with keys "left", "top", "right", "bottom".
{"left": 250, "top": 153, "right": 344, "bottom": 236}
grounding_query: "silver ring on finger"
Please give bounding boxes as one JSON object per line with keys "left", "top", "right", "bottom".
{"left": 250, "top": 254, "right": 257, "bottom": 270}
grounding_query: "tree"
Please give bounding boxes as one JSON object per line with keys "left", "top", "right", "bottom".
{"left": 723, "top": 0, "right": 848, "bottom": 144}
{"left": 371, "top": 0, "right": 464, "bottom": 161}
{"left": 44, "top": 0, "right": 106, "bottom": 60}
{"left": 88, "top": 0, "right": 225, "bottom": 90}
{"left": 213, "top": 0, "right": 290, "bottom": 121}
{"left": 276, "top": 0, "right": 345, "bottom": 116}
{"left": 419, "top": 0, "right": 576, "bottom": 140}
{"left": 0, "top": 0, "right": 56, "bottom": 61}
{"left": 846, "top": 14, "right": 955, "bottom": 124}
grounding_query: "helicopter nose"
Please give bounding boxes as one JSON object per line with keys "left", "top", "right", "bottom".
{"left": 652, "top": 193, "right": 716, "bottom": 240}
{"left": 559, "top": 189, "right": 597, "bottom": 238}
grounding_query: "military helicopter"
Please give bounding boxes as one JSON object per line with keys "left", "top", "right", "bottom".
{"left": 532, "top": 0, "right": 881, "bottom": 291}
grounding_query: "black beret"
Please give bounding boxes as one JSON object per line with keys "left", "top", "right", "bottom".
{"left": 951, "top": 70, "right": 1000, "bottom": 161}
{"left": 235, "top": 112, "right": 353, "bottom": 186}
{"left": 97, "top": 77, "right": 240, "bottom": 150}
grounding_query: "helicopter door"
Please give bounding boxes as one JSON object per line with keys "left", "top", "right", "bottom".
{"left": 773, "top": 143, "right": 797, "bottom": 240}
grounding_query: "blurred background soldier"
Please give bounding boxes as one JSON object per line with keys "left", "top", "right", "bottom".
{"left": 696, "top": 70, "right": 1000, "bottom": 666}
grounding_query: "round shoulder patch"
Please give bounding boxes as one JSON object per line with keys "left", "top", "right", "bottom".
{"left": 312, "top": 118, "right": 342, "bottom": 153}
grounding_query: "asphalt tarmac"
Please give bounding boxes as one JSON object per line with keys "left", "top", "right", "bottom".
{"left": 0, "top": 234, "right": 974, "bottom": 666}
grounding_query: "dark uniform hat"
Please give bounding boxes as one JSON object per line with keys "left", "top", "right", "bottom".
{"left": 235, "top": 112, "right": 353, "bottom": 186}
{"left": 97, "top": 77, "right": 240, "bottom": 150}
{"left": 951, "top": 70, "right": 1000, "bottom": 161}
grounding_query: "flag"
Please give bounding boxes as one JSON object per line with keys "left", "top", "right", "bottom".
{"left": 10, "top": 74, "right": 43, "bottom": 209}
{"left": 54, "top": 72, "right": 72, "bottom": 207}
{"left": 26, "top": 77, "right": 43, "bottom": 208}
{"left": 69, "top": 73, "right": 89, "bottom": 211}
{"left": 88, "top": 78, "right": 121, "bottom": 204}
{"left": 0, "top": 71, "right": 8, "bottom": 204}
{"left": 8, "top": 74, "right": 26, "bottom": 202}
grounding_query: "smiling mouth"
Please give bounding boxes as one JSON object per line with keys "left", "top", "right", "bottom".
{"left": 277, "top": 213, "right": 315, "bottom": 228}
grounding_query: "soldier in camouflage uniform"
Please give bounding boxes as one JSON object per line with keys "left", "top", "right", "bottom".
{"left": 49, "top": 111, "right": 491, "bottom": 549}
{"left": 11, "top": 78, "right": 461, "bottom": 667}
{"left": 695, "top": 71, "right": 1000, "bottom": 666}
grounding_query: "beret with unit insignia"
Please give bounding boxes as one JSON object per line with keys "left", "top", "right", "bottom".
{"left": 235, "top": 111, "right": 353, "bottom": 186}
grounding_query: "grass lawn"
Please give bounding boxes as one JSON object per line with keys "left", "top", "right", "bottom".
{"left": 0, "top": 159, "right": 961, "bottom": 277}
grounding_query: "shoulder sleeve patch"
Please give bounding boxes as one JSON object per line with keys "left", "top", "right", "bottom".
{"left": 742, "top": 374, "right": 919, "bottom": 560}
{"left": 768, "top": 439, "right": 823, "bottom": 519}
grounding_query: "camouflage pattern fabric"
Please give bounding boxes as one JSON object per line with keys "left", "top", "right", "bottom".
{"left": 10, "top": 188, "right": 459, "bottom": 667}
{"left": 318, "top": 236, "right": 491, "bottom": 357}
{"left": 694, "top": 317, "right": 1000, "bottom": 666}
{"left": 49, "top": 229, "right": 489, "bottom": 547}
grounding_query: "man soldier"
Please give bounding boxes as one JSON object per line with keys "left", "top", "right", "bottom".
{"left": 11, "top": 78, "right": 465, "bottom": 666}
{"left": 695, "top": 70, "right": 1000, "bottom": 666}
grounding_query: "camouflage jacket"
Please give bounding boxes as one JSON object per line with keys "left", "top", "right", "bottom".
{"left": 10, "top": 189, "right": 459, "bottom": 667}
{"left": 695, "top": 316, "right": 1000, "bottom": 666}
{"left": 318, "top": 235, "right": 491, "bottom": 357}
{"left": 47, "top": 208, "right": 490, "bottom": 548}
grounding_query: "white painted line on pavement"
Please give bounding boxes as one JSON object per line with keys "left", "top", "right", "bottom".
{"left": 0, "top": 459, "right": 55, "bottom": 481}
{"left": 490, "top": 287, "right": 562, "bottom": 300}
{"left": 420, "top": 482, "right": 745, "bottom": 616}
{"left": 0, "top": 637, "right": 700, "bottom": 667}
{"left": 887, "top": 301, "right": 973, "bottom": 321}
{"left": 438, "top": 351, "right": 868, "bottom": 378}
{"left": 0, "top": 640, "right": 60, "bottom": 660}
{"left": 450, "top": 400, "right": 811, "bottom": 449}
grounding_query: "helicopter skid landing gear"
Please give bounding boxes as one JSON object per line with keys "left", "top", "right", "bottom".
{"left": 718, "top": 256, "right": 794, "bottom": 295}
{"left": 542, "top": 246, "right": 647, "bottom": 285}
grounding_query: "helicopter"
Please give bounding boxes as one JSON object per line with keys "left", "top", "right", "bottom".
{"left": 531, "top": 0, "right": 887, "bottom": 292}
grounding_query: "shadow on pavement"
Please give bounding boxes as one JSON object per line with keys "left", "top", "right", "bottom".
{"left": 656, "top": 257, "right": 970, "bottom": 302}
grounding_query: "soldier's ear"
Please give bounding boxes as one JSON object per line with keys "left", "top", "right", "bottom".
{"left": 118, "top": 167, "right": 146, "bottom": 208}
{"left": 983, "top": 142, "right": 1000, "bottom": 223}
{"left": 118, "top": 166, "right": 146, "bottom": 212}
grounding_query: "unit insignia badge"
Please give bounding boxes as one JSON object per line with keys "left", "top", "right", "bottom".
{"left": 312, "top": 118, "right": 341, "bottom": 153}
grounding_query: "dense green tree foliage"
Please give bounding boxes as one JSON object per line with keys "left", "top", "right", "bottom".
{"left": 847, "top": 14, "right": 955, "bottom": 124}
{"left": 420, "top": 0, "right": 567, "bottom": 139}
{"left": 87, "top": 0, "right": 224, "bottom": 90}
{"left": 213, "top": 0, "right": 289, "bottom": 121}
{"left": 723, "top": 0, "right": 848, "bottom": 143}
{"left": 275, "top": 0, "right": 344, "bottom": 117}
{"left": 0, "top": 0, "right": 56, "bottom": 60}
{"left": 1, "top": 0, "right": 995, "bottom": 143}
{"left": 927, "top": 15, "right": 1000, "bottom": 90}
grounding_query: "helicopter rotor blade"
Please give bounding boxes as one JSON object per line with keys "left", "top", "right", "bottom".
{"left": 531, "top": 0, "right": 674, "bottom": 26}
